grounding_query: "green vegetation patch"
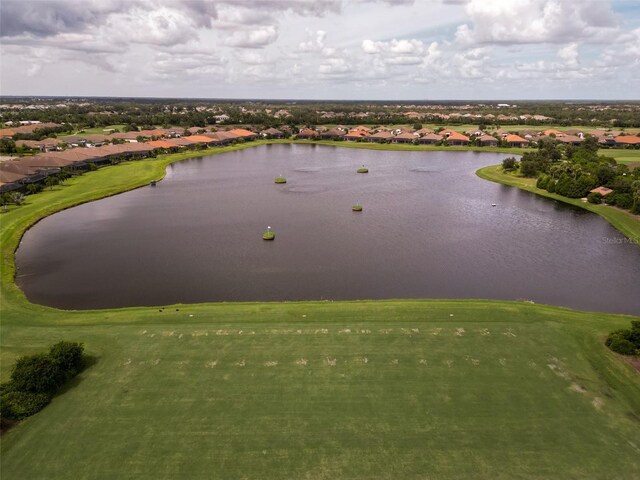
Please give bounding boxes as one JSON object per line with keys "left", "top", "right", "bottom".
{"left": 0, "top": 301, "right": 639, "bottom": 479}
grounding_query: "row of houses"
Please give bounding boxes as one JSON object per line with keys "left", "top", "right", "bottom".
{"left": 3, "top": 124, "right": 639, "bottom": 194}
{"left": 0, "top": 128, "right": 262, "bottom": 193}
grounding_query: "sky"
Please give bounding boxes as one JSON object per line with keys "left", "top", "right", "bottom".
{"left": 1, "top": 0, "right": 639, "bottom": 100}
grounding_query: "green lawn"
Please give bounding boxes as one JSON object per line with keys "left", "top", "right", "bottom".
{"left": 599, "top": 148, "right": 640, "bottom": 165}
{"left": 1, "top": 141, "right": 639, "bottom": 479}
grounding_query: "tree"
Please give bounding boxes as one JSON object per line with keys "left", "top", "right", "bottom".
{"left": 45, "top": 176, "right": 59, "bottom": 190}
{"left": 502, "top": 157, "right": 518, "bottom": 171}
{"left": 0, "top": 138, "right": 17, "bottom": 154}
{"left": 26, "top": 183, "right": 42, "bottom": 195}
{"left": 9, "top": 192, "right": 25, "bottom": 206}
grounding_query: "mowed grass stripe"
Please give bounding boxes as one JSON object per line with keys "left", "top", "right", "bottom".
{"left": 1, "top": 305, "right": 639, "bottom": 480}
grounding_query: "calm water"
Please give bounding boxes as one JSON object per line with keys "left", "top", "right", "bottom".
{"left": 15, "top": 144, "right": 640, "bottom": 313}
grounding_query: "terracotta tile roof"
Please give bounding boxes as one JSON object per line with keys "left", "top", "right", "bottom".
{"left": 393, "top": 132, "right": 416, "bottom": 140}
{"left": 183, "top": 135, "right": 217, "bottom": 144}
{"left": 504, "top": 134, "right": 529, "bottom": 144}
{"left": 421, "top": 133, "right": 443, "bottom": 141}
{"left": 590, "top": 186, "right": 613, "bottom": 196}
{"left": 477, "top": 134, "right": 498, "bottom": 143}
{"left": 367, "top": 131, "right": 393, "bottom": 139}
{"left": 166, "top": 137, "right": 193, "bottom": 147}
{"left": 542, "top": 129, "right": 563, "bottom": 136}
{"left": 228, "top": 128, "right": 257, "bottom": 137}
{"left": 445, "top": 131, "right": 470, "bottom": 142}
{"left": 614, "top": 135, "right": 640, "bottom": 145}
{"left": 146, "top": 140, "right": 177, "bottom": 149}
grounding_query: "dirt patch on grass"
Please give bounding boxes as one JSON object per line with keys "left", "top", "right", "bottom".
{"left": 622, "top": 355, "right": 640, "bottom": 373}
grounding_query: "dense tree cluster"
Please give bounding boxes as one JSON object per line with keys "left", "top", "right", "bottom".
{"left": 510, "top": 136, "right": 640, "bottom": 213}
{"left": 1, "top": 342, "right": 86, "bottom": 421}
{"left": 606, "top": 321, "right": 640, "bottom": 356}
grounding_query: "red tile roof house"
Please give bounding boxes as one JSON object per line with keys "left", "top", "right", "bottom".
{"left": 504, "top": 134, "right": 530, "bottom": 148}
{"left": 590, "top": 186, "right": 614, "bottom": 196}
{"left": 476, "top": 134, "right": 499, "bottom": 147}
{"left": 183, "top": 135, "right": 219, "bottom": 147}
{"left": 614, "top": 135, "right": 640, "bottom": 147}
{"left": 260, "top": 128, "right": 285, "bottom": 139}
{"left": 318, "top": 128, "right": 345, "bottom": 140}
{"left": 366, "top": 131, "right": 393, "bottom": 143}
{"left": 442, "top": 130, "right": 470, "bottom": 146}
{"left": 392, "top": 132, "right": 417, "bottom": 144}
{"left": 417, "top": 133, "right": 443, "bottom": 145}
{"left": 555, "top": 134, "right": 584, "bottom": 145}
{"left": 228, "top": 128, "right": 258, "bottom": 141}
{"left": 146, "top": 140, "right": 181, "bottom": 152}
{"left": 342, "top": 131, "right": 367, "bottom": 142}
{"left": 296, "top": 128, "right": 319, "bottom": 140}
{"left": 413, "top": 128, "right": 434, "bottom": 136}
{"left": 205, "top": 131, "right": 237, "bottom": 145}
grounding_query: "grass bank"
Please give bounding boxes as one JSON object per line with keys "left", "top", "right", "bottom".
{"left": 476, "top": 165, "right": 640, "bottom": 243}
{"left": 1, "top": 140, "right": 639, "bottom": 479}
{"left": 1, "top": 300, "right": 639, "bottom": 479}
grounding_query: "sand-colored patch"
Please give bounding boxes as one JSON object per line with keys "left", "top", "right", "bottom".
{"left": 191, "top": 330, "right": 208, "bottom": 337}
{"left": 379, "top": 328, "right": 393, "bottom": 334}
{"left": 215, "top": 329, "right": 230, "bottom": 336}
{"left": 353, "top": 356, "right": 368, "bottom": 365}
{"left": 455, "top": 328, "right": 466, "bottom": 336}
{"left": 592, "top": 397, "right": 604, "bottom": 410}
{"left": 141, "top": 330, "right": 147, "bottom": 335}
{"left": 498, "top": 358, "right": 507, "bottom": 366}
{"left": 479, "top": 328, "right": 491, "bottom": 336}
{"left": 431, "top": 328, "right": 443, "bottom": 336}
{"left": 161, "top": 331, "right": 175, "bottom": 337}
{"left": 444, "top": 359, "right": 454, "bottom": 368}
{"left": 325, "top": 357, "right": 337, "bottom": 367}
{"left": 569, "top": 383, "right": 587, "bottom": 394}
{"left": 205, "top": 360, "right": 218, "bottom": 368}
{"left": 152, "top": 358, "right": 161, "bottom": 365}
{"left": 295, "top": 358, "right": 308, "bottom": 366}
{"left": 177, "top": 360, "right": 189, "bottom": 369}
{"left": 528, "top": 360, "right": 537, "bottom": 368}
{"left": 390, "top": 358, "right": 399, "bottom": 365}
{"left": 547, "top": 363, "right": 570, "bottom": 380}
{"left": 419, "top": 359, "right": 428, "bottom": 366}
{"left": 339, "top": 328, "right": 351, "bottom": 334}
{"left": 122, "top": 359, "right": 132, "bottom": 366}
{"left": 264, "top": 361, "right": 278, "bottom": 367}
{"left": 503, "top": 328, "right": 516, "bottom": 337}
{"left": 315, "top": 328, "right": 329, "bottom": 334}
{"left": 178, "top": 333, "right": 184, "bottom": 339}
{"left": 235, "top": 359, "right": 246, "bottom": 367}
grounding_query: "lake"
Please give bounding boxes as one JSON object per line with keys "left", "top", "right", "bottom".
{"left": 15, "top": 144, "right": 640, "bottom": 314}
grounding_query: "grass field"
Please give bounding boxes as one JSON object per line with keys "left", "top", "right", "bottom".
{"left": 1, "top": 140, "right": 639, "bottom": 479}
{"left": 1, "top": 301, "right": 639, "bottom": 479}
{"left": 599, "top": 148, "right": 640, "bottom": 165}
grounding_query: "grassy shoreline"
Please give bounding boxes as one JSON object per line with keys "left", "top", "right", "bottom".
{"left": 476, "top": 165, "right": 640, "bottom": 243}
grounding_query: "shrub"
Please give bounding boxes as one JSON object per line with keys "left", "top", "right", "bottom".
{"left": 11, "top": 353, "right": 65, "bottom": 394}
{"left": 1, "top": 389, "right": 51, "bottom": 420}
{"left": 587, "top": 192, "right": 602, "bottom": 204}
{"left": 49, "top": 342, "right": 85, "bottom": 379}
{"left": 536, "top": 175, "right": 550, "bottom": 190}
{"left": 612, "top": 193, "right": 633, "bottom": 209}
{"left": 607, "top": 337, "right": 637, "bottom": 356}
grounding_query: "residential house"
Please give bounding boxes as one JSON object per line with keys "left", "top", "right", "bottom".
{"left": 504, "top": 134, "right": 530, "bottom": 147}
{"left": 476, "top": 134, "right": 499, "bottom": 147}
{"left": 260, "top": 128, "right": 285, "bottom": 139}
{"left": 418, "top": 133, "right": 443, "bottom": 145}
{"left": 392, "top": 132, "right": 416, "bottom": 144}
{"left": 296, "top": 128, "right": 319, "bottom": 140}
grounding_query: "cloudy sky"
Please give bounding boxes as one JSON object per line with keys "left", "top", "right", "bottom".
{"left": 1, "top": 0, "right": 639, "bottom": 100}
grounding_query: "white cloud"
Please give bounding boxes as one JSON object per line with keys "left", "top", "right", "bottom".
{"left": 223, "top": 26, "right": 279, "bottom": 48}
{"left": 455, "top": 0, "right": 619, "bottom": 45}
{"left": 557, "top": 43, "right": 579, "bottom": 68}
